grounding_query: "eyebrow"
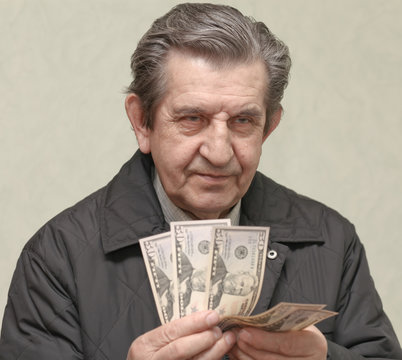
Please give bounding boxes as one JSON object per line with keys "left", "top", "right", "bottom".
{"left": 173, "top": 106, "right": 264, "bottom": 118}
{"left": 236, "top": 108, "right": 264, "bottom": 118}
{"left": 173, "top": 106, "right": 206, "bottom": 115}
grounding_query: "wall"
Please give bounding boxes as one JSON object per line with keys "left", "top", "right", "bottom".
{"left": 1, "top": 0, "right": 401, "bottom": 342}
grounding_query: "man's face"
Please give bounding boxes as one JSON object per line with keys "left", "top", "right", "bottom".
{"left": 133, "top": 51, "right": 273, "bottom": 219}
{"left": 223, "top": 273, "right": 256, "bottom": 296}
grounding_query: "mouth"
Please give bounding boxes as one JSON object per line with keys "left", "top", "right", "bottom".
{"left": 196, "top": 173, "right": 231, "bottom": 184}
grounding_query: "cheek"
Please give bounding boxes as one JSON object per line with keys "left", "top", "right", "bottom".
{"left": 236, "top": 142, "right": 262, "bottom": 172}
{"left": 152, "top": 139, "right": 196, "bottom": 185}
{"left": 151, "top": 136, "right": 182, "bottom": 165}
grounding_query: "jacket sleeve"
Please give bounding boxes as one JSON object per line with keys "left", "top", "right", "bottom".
{"left": 0, "top": 238, "right": 83, "bottom": 359}
{"left": 328, "top": 229, "right": 402, "bottom": 359}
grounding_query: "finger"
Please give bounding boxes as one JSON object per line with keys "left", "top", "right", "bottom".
{"left": 237, "top": 327, "right": 296, "bottom": 355}
{"left": 155, "top": 326, "right": 224, "bottom": 359}
{"left": 228, "top": 343, "right": 256, "bottom": 360}
{"left": 237, "top": 326, "right": 326, "bottom": 356}
{"left": 128, "top": 325, "right": 221, "bottom": 360}
{"left": 226, "top": 329, "right": 250, "bottom": 360}
{"left": 192, "top": 331, "right": 236, "bottom": 360}
{"left": 142, "top": 310, "right": 220, "bottom": 350}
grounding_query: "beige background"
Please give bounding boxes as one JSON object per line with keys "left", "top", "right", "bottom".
{"left": 1, "top": 0, "right": 401, "bottom": 341}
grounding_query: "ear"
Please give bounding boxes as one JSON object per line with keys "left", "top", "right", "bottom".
{"left": 262, "top": 107, "right": 282, "bottom": 143}
{"left": 125, "top": 93, "right": 151, "bottom": 153}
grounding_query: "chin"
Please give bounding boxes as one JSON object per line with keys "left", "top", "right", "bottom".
{"left": 186, "top": 201, "right": 236, "bottom": 219}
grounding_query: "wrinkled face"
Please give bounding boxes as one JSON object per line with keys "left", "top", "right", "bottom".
{"left": 223, "top": 273, "right": 256, "bottom": 296}
{"left": 136, "top": 51, "right": 271, "bottom": 219}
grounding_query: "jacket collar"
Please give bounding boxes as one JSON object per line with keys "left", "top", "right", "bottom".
{"left": 100, "top": 151, "right": 324, "bottom": 254}
{"left": 240, "top": 173, "right": 324, "bottom": 244}
{"left": 100, "top": 151, "right": 169, "bottom": 254}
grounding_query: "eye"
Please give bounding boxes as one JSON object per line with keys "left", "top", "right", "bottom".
{"left": 231, "top": 116, "right": 255, "bottom": 127}
{"left": 234, "top": 117, "right": 250, "bottom": 124}
{"left": 229, "top": 116, "right": 254, "bottom": 134}
{"left": 177, "top": 114, "right": 206, "bottom": 134}
{"left": 180, "top": 115, "right": 203, "bottom": 124}
{"left": 186, "top": 116, "right": 201, "bottom": 122}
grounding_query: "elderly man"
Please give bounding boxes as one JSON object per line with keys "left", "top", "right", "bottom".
{"left": 0, "top": 3, "right": 401, "bottom": 360}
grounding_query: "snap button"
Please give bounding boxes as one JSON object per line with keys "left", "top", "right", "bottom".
{"left": 267, "top": 250, "right": 277, "bottom": 259}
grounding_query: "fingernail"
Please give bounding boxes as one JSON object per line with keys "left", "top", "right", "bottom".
{"left": 213, "top": 326, "right": 222, "bottom": 339}
{"left": 206, "top": 311, "right": 219, "bottom": 326}
{"left": 224, "top": 332, "right": 235, "bottom": 346}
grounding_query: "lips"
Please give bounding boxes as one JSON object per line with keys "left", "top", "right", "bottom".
{"left": 200, "top": 173, "right": 230, "bottom": 178}
{"left": 196, "top": 173, "right": 231, "bottom": 184}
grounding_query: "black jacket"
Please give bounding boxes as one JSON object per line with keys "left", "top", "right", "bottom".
{"left": 1, "top": 151, "right": 401, "bottom": 359}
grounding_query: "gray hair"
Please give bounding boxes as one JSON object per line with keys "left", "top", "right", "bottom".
{"left": 126, "top": 3, "right": 291, "bottom": 134}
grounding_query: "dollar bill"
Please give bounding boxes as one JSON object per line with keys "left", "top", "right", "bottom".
{"left": 218, "top": 302, "right": 337, "bottom": 332}
{"left": 205, "top": 226, "right": 269, "bottom": 317}
{"left": 139, "top": 232, "right": 176, "bottom": 324}
{"left": 139, "top": 221, "right": 336, "bottom": 333}
{"left": 171, "top": 219, "right": 231, "bottom": 318}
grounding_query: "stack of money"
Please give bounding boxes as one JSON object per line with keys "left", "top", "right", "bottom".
{"left": 140, "top": 219, "right": 336, "bottom": 331}
{"left": 218, "top": 302, "right": 337, "bottom": 332}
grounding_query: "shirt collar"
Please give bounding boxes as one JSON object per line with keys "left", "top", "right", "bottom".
{"left": 152, "top": 168, "right": 241, "bottom": 225}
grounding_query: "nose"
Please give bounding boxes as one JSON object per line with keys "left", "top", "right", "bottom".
{"left": 199, "top": 121, "right": 234, "bottom": 167}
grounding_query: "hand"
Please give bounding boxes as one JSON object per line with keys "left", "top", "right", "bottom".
{"left": 228, "top": 325, "right": 327, "bottom": 360}
{"left": 126, "top": 310, "right": 236, "bottom": 360}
